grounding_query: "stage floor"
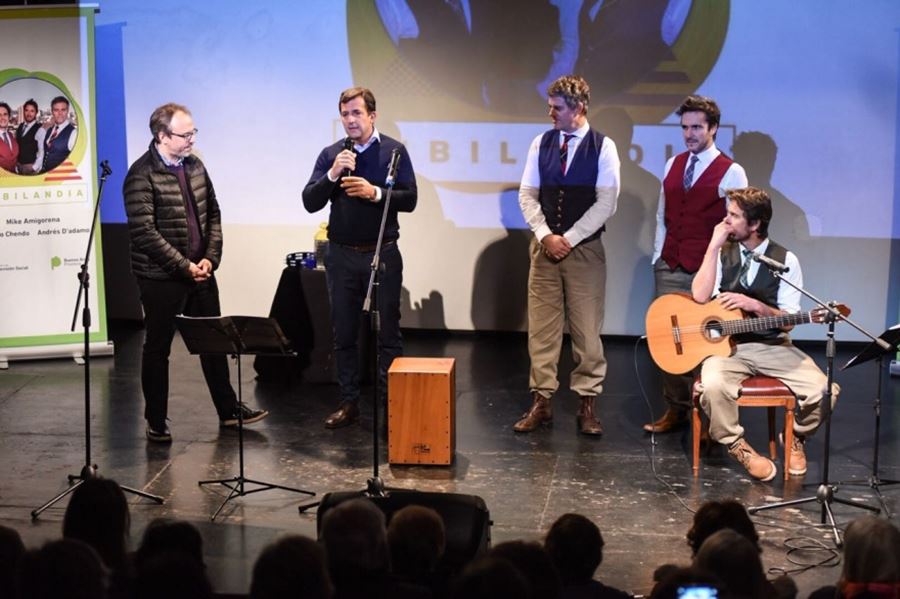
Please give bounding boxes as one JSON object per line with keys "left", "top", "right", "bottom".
{"left": 1, "top": 322, "right": 897, "bottom": 597}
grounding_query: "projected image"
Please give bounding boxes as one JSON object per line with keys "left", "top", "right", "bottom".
{"left": 362, "top": 0, "right": 729, "bottom": 123}
{"left": 0, "top": 78, "right": 78, "bottom": 176}
{"left": 346, "top": 0, "right": 734, "bottom": 231}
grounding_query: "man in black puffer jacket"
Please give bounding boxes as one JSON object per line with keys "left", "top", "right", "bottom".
{"left": 124, "top": 102, "right": 267, "bottom": 442}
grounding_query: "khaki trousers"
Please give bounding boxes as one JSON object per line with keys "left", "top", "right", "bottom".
{"left": 527, "top": 236, "right": 607, "bottom": 398}
{"left": 698, "top": 341, "right": 839, "bottom": 446}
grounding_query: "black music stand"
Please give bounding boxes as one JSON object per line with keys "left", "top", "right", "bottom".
{"left": 177, "top": 315, "right": 315, "bottom": 521}
{"left": 835, "top": 325, "right": 900, "bottom": 515}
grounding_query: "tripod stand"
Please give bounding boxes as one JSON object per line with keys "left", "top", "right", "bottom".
{"left": 832, "top": 326, "right": 900, "bottom": 516}
{"left": 177, "top": 315, "right": 315, "bottom": 521}
{"left": 32, "top": 161, "right": 163, "bottom": 520}
{"left": 299, "top": 148, "right": 406, "bottom": 514}
{"left": 748, "top": 272, "right": 885, "bottom": 546}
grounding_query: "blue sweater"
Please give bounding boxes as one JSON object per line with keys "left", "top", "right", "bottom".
{"left": 302, "top": 134, "right": 417, "bottom": 245}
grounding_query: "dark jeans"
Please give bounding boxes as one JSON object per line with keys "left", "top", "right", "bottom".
{"left": 137, "top": 275, "right": 237, "bottom": 427}
{"left": 325, "top": 241, "right": 403, "bottom": 406}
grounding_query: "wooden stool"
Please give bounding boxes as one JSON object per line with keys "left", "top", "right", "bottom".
{"left": 692, "top": 374, "right": 797, "bottom": 480}
{"left": 388, "top": 357, "right": 456, "bottom": 465}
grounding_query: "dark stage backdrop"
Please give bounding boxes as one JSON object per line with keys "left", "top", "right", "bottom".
{"left": 91, "top": 0, "right": 900, "bottom": 340}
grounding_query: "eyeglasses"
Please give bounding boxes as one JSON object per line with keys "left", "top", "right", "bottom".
{"left": 169, "top": 128, "right": 198, "bottom": 141}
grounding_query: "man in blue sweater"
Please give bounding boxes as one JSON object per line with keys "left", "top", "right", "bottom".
{"left": 302, "top": 87, "right": 418, "bottom": 429}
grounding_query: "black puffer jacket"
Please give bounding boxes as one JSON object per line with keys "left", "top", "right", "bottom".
{"left": 123, "top": 143, "right": 223, "bottom": 281}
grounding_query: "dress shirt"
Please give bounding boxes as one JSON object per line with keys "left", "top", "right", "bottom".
{"left": 32, "top": 126, "right": 46, "bottom": 169}
{"left": 713, "top": 238, "right": 802, "bottom": 314}
{"left": 18, "top": 121, "right": 38, "bottom": 137}
{"left": 651, "top": 143, "right": 748, "bottom": 263}
{"left": 519, "top": 121, "right": 621, "bottom": 247}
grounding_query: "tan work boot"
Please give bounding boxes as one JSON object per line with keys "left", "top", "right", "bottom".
{"left": 576, "top": 396, "right": 603, "bottom": 436}
{"left": 728, "top": 437, "right": 777, "bottom": 481}
{"left": 788, "top": 434, "right": 807, "bottom": 476}
{"left": 513, "top": 392, "right": 552, "bottom": 432}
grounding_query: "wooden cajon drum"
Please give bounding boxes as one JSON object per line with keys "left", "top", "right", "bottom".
{"left": 388, "top": 357, "right": 456, "bottom": 465}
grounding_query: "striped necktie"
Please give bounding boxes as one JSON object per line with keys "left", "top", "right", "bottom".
{"left": 683, "top": 155, "right": 699, "bottom": 191}
{"left": 47, "top": 126, "right": 59, "bottom": 147}
{"left": 739, "top": 249, "right": 753, "bottom": 287}
{"left": 560, "top": 133, "right": 575, "bottom": 175}
{"left": 1, "top": 132, "right": 10, "bottom": 150}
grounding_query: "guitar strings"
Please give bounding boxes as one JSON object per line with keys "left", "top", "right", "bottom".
{"left": 658, "top": 311, "right": 814, "bottom": 336}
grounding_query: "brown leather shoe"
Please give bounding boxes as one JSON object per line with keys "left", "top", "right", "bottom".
{"left": 324, "top": 402, "right": 359, "bottom": 429}
{"left": 577, "top": 396, "right": 603, "bottom": 436}
{"left": 643, "top": 408, "right": 689, "bottom": 433}
{"left": 728, "top": 437, "right": 777, "bottom": 481}
{"left": 513, "top": 393, "right": 552, "bottom": 432}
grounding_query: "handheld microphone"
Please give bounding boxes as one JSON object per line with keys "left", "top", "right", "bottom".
{"left": 342, "top": 137, "right": 354, "bottom": 177}
{"left": 385, "top": 148, "right": 401, "bottom": 187}
{"left": 751, "top": 252, "right": 789, "bottom": 273}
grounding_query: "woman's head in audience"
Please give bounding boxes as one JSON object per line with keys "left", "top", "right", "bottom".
{"left": 491, "top": 540, "right": 560, "bottom": 599}
{"left": 250, "top": 534, "right": 332, "bottom": 599}
{"left": 0, "top": 525, "right": 25, "bottom": 598}
{"left": 321, "top": 498, "right": 390, "bottom": 581}
{"left": 135, "top": 518, "right": 205, "bottom": 571}
{"left": 839, "top": 516, "right": 900, "bottom": 597}
{"left": 17, "top": 538, "right": 108, "bottom": 599}
{"left": 451, "top": 555, "right": 531, "bottom": 599}
{"left": 694, "top": 528, "right": 768, "bottom": 599}
{"left": 387, "top": 504, "right": 446, "bottom": 579}
{"left": 62, "top": 478, "right": 130, "bottom": 571}
{"left": 686, "top": 499, "right": 760, "bottom": 556}
{"left": 544, "top": 512, "right": 604, "bottom": 586}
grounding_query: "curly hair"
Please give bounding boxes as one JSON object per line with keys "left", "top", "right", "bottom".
{"left": 547, "top": 76, "right": 590, "bottom": 115}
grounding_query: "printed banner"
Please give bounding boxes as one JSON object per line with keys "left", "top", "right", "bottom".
{"left": 0, "top": 6, "right": 109, "bottom": 363}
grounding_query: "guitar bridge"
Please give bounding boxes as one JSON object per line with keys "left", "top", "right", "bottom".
{"left": 671, "top": 314, "right": 683, "bottom": 355}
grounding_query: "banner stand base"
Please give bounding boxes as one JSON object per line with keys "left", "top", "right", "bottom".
{"left": 0, "top": 341, "right": 114, "bottom": 369}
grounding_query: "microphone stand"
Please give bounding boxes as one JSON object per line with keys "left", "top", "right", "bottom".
{"left": 359, "top": 164, "right": 395, "bottom": 497}
{"left": 747, "top": 266, "right": 882, "bottom": 547}
{"left": 299, "top": 150, "right": 403, "bottom": 512}
{"left": 32, "top": 161, "right": 164, "bottom": 519}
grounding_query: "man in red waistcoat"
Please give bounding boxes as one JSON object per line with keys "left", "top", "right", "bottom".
{"left": 0, "top": 102, "right": 19, "bottom": 173}
{"left": 644, "top": 96, "right": 748, "bottom": 434}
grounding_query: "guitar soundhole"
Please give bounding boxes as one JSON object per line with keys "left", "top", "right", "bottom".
{"left": 702, "top": 318, "right": 726, "bottom": 342}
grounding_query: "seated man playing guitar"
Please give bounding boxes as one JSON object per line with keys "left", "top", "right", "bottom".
{"left": 691, "top": 187, "right": 837, "bottom": 481}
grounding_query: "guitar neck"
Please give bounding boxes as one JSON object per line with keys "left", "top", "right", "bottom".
{"left": 720, "top": 311, "right": 811, "bottom": 336}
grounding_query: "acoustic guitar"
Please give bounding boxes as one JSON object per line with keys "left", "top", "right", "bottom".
{"left": 645, "top": 293, "right": 849, "bottom": 374}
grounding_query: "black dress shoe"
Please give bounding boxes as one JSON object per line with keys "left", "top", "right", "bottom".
{"left": 146, "top": 422, "right": 172, "bottom": 443}
{"left": 325, "top": 403, "right": 360, "bottom": 429}
{"left": 220, "top": 404, "right": 270, "bottom": 427}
